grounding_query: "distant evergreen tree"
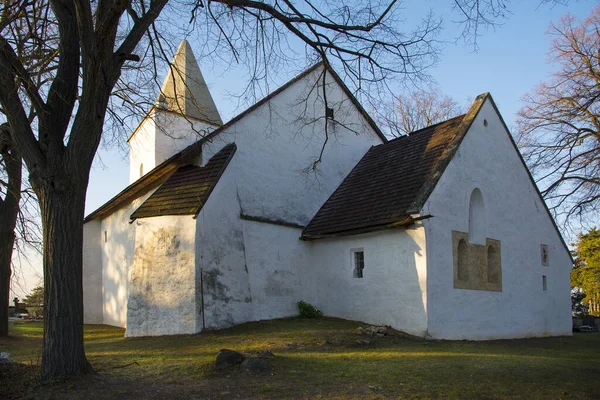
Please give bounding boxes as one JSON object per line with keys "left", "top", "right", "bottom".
{"left": 23, "top": 286, "right": 44, "bottom": 318}
{"left": 571, "top": 228, "right": 600, "bottom": 315}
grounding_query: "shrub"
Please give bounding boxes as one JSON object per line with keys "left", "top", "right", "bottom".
{"left": 297, "top": 301, "right": 323, "bottom": 318}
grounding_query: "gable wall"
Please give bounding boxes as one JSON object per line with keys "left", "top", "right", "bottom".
{"left": 195, "top": 66, "right": 384, "bottom": 328}
{"left": 202, "top": 66, "right": 383, "bottom": 226}
{"left": 422, "top": 99, "right": 572, "bottom": 339}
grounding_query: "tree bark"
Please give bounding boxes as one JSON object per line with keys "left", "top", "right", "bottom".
{"left": 0, "top": 127, "right": 21, "bottom": 337}
{"left": 37, "top": 167, "right": 92, "bottom": 377}
{"left": 0, "top": 227, "right": 15, "bottom": 337}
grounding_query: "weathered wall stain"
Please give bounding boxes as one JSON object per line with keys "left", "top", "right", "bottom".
{"left": 202, "top": 268, "right": 233, "bottom": 303}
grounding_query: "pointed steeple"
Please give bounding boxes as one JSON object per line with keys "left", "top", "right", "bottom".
{"left": 156, "top": 40, "right": 223, "bottom": 125}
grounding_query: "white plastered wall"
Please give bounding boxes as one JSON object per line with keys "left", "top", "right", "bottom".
{"left": 99, "top": 192, "right": 153, "bottom": 328}
{"left": 129, "top": 112, "right": 156, "bottom": 183}
{"left": 242, "top": 222, "right": 311, "bottom": 321}
{"left": 422, "top": 99, "right": 572, "bottom": 340}
{"left": 306, "top": 226, "right": 429, "bottom": 337}
{"left": 195, "top": 160, "right": 254, "bottom": 329}
{"left": 202, "top": 67, "right": 383, "bottom": 226}
{"left": 83, "top": 220, "right": 103, "bottom": 323}
{"left": 194, "top": 66, "right": 384, "bottom": 329}
{"left": 126, "top": 215, "right": 197, "bottom": 337}
{"left": 128, "top": 109, "right": 217, "bottom": 184}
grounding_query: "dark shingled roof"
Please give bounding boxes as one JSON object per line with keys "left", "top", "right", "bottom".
{"left": 130, "top": 143, "right": 236, "bottom": 219}
{"left": 301, "top": 93, "right": 497, "bottom": 240}
{"left": 301, "top": 115, "right": 468, "bottom": 239}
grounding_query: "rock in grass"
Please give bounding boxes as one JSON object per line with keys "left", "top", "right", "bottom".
{"left": 241, "top": 357, "right": 272, "bottom": 373}
{"left": 216, "top": 349, "right": 245, "bottom": 370}
{"left": 0, "top": 352, "right": 11, "bottom": 364}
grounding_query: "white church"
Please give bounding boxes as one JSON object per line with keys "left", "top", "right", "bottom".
{"left": 82, "top": 40, "right": 573, "bottom": 340}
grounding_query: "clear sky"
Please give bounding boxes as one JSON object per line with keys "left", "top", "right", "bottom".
{"left": 11, "top": 1, "right": 597, "bottom": 300}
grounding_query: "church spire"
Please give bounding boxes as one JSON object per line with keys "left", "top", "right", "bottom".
{"left": 156, "top": 40, "right": 223, "bottom": 125}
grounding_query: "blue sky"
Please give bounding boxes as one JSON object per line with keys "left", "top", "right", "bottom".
{"left": 12, "top": 1, "right": 597, "bottom": 299}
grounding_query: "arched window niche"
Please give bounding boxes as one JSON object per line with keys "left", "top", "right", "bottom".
{"left": 468, "top": 188, "right": 486, "bottom": 245}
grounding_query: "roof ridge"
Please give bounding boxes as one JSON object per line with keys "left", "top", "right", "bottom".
{"left": 406, "top": 94, "right": 489, "bottom": 213}
{"left": 381, "top": 113, "right": 467, "bottom": 146}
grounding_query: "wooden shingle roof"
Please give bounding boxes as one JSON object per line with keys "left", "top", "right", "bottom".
{"left": 301, "top": 115, "right": 467, "bottom": 239}
{"left": 130, "top": 143, "right": 236, "bottom": 219}
{"left": 301, "top": 93, "right": 496, "bottom": 240}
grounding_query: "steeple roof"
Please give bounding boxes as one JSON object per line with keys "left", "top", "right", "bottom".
{"left": 156, "top": 40, "right": 223, "bottom": 125}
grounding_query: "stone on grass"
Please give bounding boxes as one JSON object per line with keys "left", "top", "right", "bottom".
{"left": 241, "top": 357, "right": 272, "bottom": 373}
{"left": 0, "top": 352, "right": 11, "bottom": 364}
{"left": 216, "top": 349, "right": 245, "bottom": 370}
{"left": 356, "top": 325, "right": 390, "bottom": 337}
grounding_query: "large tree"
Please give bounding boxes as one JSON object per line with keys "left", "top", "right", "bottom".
{"left": 517, "top": 5, "right": 600, "bottom": 225}
{"left": 0, "top": 0, "right": 565, "bottom": 378}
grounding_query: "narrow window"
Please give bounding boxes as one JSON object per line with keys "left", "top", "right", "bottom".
{"left": 457, "top": 239, "right": 469, "bottom": 281}
{"left": 140, "top": 163, "right": 144, "bottom": 177}
{"left": 468, "top": 188, "right": 486, "bottom": 245}
{"left": 104, "top": 231, "right": 107, "bottom": 243}
{"left": 353, "top": 250, "right": 364, "bottom": 278}
{"left": 487, "top": 246, "right": 500, "bottom": 284}
{"left": 326, "top": 107, "right": 334, "bottom": 120}
{"left": 542, "top": 275, "right": 547, "bottom": 291}
{"left": 541, "top": 244, "right": 549, "bottom": 266}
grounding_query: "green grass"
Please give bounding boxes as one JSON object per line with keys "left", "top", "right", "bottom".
{"left": 2, "top": 318, "right": 600, "bottom": 399}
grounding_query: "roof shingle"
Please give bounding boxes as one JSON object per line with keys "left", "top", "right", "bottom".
{"left": 130, "top": 143, "right": 236, "bottom": 219}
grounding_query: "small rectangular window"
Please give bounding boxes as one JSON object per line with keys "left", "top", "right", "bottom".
{"left": 542, "top": 275, "right": 547, "bottom": 291}
{"left": 326, "top": 107, "right": 334, "bottom": 120}
{"left": 104, "top": 231, "right": 107, "bottom": 243}
{"left": 541, "top": 244, "right": 549, "bottom": 266}
{"left": 353, "top": 250, "right": 364, "bottom": 278}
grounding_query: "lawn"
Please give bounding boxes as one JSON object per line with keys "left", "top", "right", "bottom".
{"left": 1, "top": 318, "right": 600, "bottom": 399}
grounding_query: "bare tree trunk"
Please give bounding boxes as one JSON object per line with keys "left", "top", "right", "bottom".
{"left": 37, "top": 168, "right": 92, "bottom": 377}
{"left": 0, "top": 229, "right": 14, "bottom": 337}
{"left": 0, "top": 127, "right": 21, "bottom": 337}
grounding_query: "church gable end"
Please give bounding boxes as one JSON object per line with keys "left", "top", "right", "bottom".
{"left": 422, "top": 95, "right": 572, "bottom": 339}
